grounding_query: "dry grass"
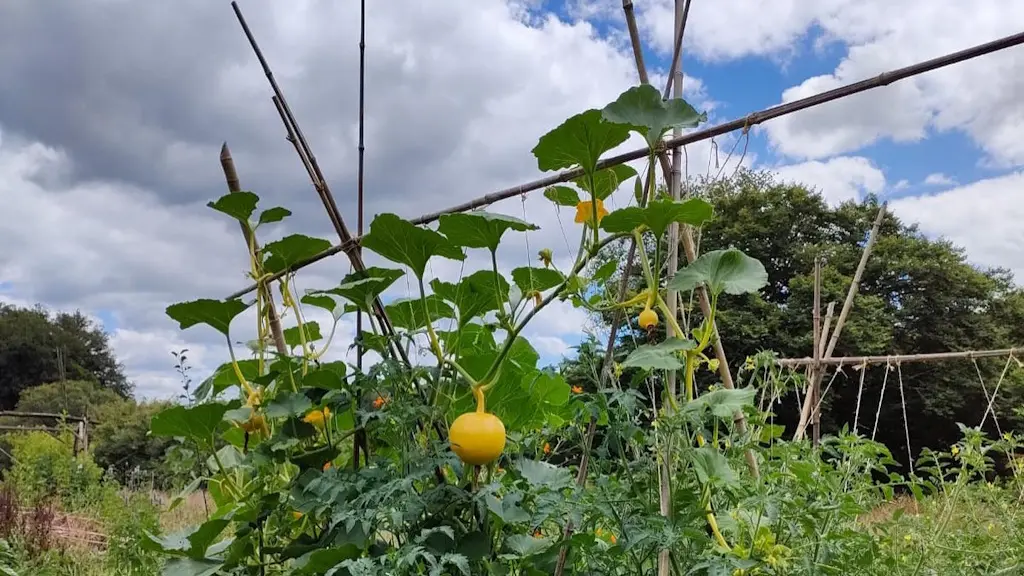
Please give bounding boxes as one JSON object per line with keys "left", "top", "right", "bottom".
{"left": 153, "top": 490, "right": 211, "bottom": 532}
{"left": 858, "top": 494, "right": 921, "bottom": 526}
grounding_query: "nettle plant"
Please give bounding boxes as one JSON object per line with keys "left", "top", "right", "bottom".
{"left": 144, "top": 84, "right": 797, "bottom": 575}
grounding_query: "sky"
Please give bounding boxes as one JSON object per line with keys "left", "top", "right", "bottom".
{"left": 2, "top": 0, "right": 1024, "bottom": 400}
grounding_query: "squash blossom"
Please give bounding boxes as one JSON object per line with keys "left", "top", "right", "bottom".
{"left": 303, "top": 406, "right": 331, "bottom": 429}
{"left": 537, "top": 248, "right": 554, "bottom": 268}
{"left": 571, "top": 385, "right": 583, "bottom": 394}
{"left": 574, "top": 199, "right": 608, "bottom": 227}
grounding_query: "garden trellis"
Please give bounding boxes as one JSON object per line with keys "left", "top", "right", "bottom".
{"left": 146, "top": 1, "right": 1024, "bottom": 572}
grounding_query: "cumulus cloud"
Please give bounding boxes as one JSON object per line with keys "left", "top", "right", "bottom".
{"left": 889, "top": 172, "right": 1024, "bottom": 280}
{"left": 770, "top": 156, "right": 885, "bottom": 204}
{"left": 923, "top": 173, "right": 957, "bottom": 186}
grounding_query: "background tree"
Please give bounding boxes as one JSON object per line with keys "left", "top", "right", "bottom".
{"left": 0, "top": 303, "right": 131, "bottom": 409}
{"left": 579, "top": 168, "right": 1024, "bottom": 457}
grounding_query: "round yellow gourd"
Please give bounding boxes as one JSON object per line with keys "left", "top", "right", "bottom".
{"left": 638, "top": 307, "right": 659, "bottom": 329}
{"left": 450, "top": 387, "right": 506, "bottom": 466}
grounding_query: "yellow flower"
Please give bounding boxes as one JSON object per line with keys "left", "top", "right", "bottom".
{"left": 572, "top": 385, "right": 583, "bottom": 394}
{"left": 543, "top": 442, "right": 551, "bottom": 455}
{"left": 303, "top": 406, "right": 331, "bottom": 429}
{"left": 537, "top": 248, "right": 553, "bottom": 268}
{"left": 292, "top": 511, "right": 304, "bottom": 520}
{"left": 574, "top": 199, "right": 608, "bottom": 227}
{"left": 951, "top": 445, "right": 960, "bottom": 456}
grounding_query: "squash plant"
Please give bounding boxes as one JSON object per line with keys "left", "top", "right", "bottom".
{"left": 144, "top": 84, "right": 781, "bottom": 575}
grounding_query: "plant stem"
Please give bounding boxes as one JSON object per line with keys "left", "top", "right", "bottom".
{"left": 479, "top": 233, "right": 626, "bottom": 386}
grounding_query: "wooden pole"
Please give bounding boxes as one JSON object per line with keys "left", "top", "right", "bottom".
{"left": 794, "top": 204, "right": 886, "bottom": 441}
{"left": 220, "top": 143, "right": 288, "bottom": 357}
{"left": 811, "top": 257, "right": 822, "bottom": 447}
{"left": 778, "top": 347, "right": 1024, "bottom": 368}
{"left": 224, "top": 32, "right": 1024, "bottom": 301}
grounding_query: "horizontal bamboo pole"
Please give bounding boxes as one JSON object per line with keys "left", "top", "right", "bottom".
{"left": 777, "top": 347, "right": 1024, "bottom": 368}
{"left": 225, "top": 30, "right": 1024, "bottom": 301}
{"left": 0, "top": 411, "right": 88, "bottom": 423}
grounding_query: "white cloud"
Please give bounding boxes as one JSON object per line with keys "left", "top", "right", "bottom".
{"left": 923, "top": 173, "right": 957, "bottom": 186}
{"left": 770, "top": 156, "right": 885, "bottom": 204}
{"left": 890, "top": 171, "right": 1024, "bottom": 280}
{"left": 756, "top": 0, "right": 1024, "bottom": 166}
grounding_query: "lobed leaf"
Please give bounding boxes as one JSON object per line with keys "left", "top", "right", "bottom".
{"left": 531, "top": 109, "right": 631, "bottom": 175}
{"left": 601, "top": 84, "right": 706, "bottom": 148}
{"left": 361, "top": 213, "right": 465, "bottom": 278}
{"left": 667, "top": 248, "right": 768, "bottom": 296}
{"left": 438, "top": 211, "right": 538, "bottom": 252}
{"left": 166, "top": 298, "right": 250, "bottom": 338}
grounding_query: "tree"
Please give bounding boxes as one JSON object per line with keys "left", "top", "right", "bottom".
{"left": 581, "top": 169, "right": 1024, "bottom": 456}
{"left": 0, "top": 303, "right": 130, "bottom": 409}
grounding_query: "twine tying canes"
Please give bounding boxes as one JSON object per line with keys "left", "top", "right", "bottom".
{"left": 852, "top": 359, "right": 868, "bottom": 433}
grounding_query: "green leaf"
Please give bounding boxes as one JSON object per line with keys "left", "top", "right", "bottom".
{"left": 431, "top": 270, "right": 509, "bottom": 324}
{"left": 320, "top": 267, "right": 405, "bottom": 313}
{"left": 505, "top": 534, "right": 554, "bottom": 557}
{"left": 292, "top": 546, "right": 361, "bottom": 575}
{"left": 207, "top": 191, "right": 258, "bottom": 223}
{"left": 265, "top": 392, "right": 313, "bottom": 418}
{"left": 543, "top": 185, "right": 580, "bottom": 207}
{"left": 283, "top": 322, "right": 323, "bottom": 349}
{"left": 683, "top": 387, "right": 757, "bottom": 419}
{"left": 516, "top": 459, "right": 573, "bottom": 490}
{"left": 667, "top": 248, "right": 768, "bottom": 296}
{"left": 195, "top": 359, "right": 261, "bottom": 399}
{"left": 144, "top": 516, "right": 230, "bottom": 559}
{"left": 531, "top": 109, "right": 631, "bottom": 175}
{"left": 691, "top": 445, "right": 737, "bottom": 487}
{"left": 166, "top": 299, "right": 250, "bottom": 338}
{"left": 601, "top": 84, "right": 706, "bottom": 148}
{"left": 262, "top": 234, "right": 333, "bottom": 275}
{"left": 600, "top": 198, "right": 714, "bottom": 238}
{"left": 529, "top": 371, "right": 570, "bottom": 407}
{"left": 258, "top": 206, "right": 291, "bottom": 225}
{"left": 438, "top": 211, "right": 538, "bottom": 252}
{"left": 302, "top": 365, "right": 346, "bottom": 391}
{"left": 385, "top": 296, "right": 455, "bottom": 331}
{"left": 485, "top": 493, "right": 531, "bottom": 524}
{"left": 361, "top": 213, "right": 465, "bottom": 278}
{"left": 574, "top": 165, "right": 638, "bottom": 200}
{"left": 591, "top": 260, "right": 619, "bottom": 284}
{"left": 621, "top": 337, "right": 696, "bottom": 371}
{"left": 300, "top": 294, "right": 346, "bottom": 321}
{"left": 511, "top": 267, "right": 563, "bottom": 295}
{"left": 151, "top": 403, "right": 231, "bottom": 447}
{"left": 160, "top": 558, "right": 222, "bottom": 576}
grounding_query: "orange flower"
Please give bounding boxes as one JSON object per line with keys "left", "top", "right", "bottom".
{"left": 574, "top": 199, "right": 608, "bottom": 227}
{"left": 571, "top": 385, "right": 583, "bottom": 394}
{"left": 543, "top": 442, "right": 551, "bottom": 455}
{"left": 373, "top": 395, "right": 388, "bottom": 409}
{"left": 292, "top": 511, "right": 304, "bottom": 520}
{"left": 609, "top": 533, "right": 617, "bottom": 544}
{"left": 322, "top": 461, "right": 333, "bottom": 472}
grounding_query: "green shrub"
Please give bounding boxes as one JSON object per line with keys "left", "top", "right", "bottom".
{"left": 3, "top": 430, "right": 102, "bottom": 510}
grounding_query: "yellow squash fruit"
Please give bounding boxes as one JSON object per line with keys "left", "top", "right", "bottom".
{"left": 638, "top": 307, "right": 658, "bottom": 329}
{"left": 449, "top": 387, "right": 506, "bottom": 466}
